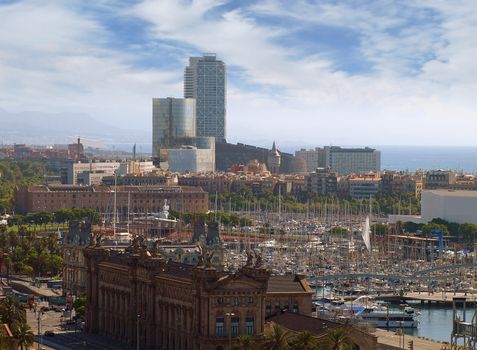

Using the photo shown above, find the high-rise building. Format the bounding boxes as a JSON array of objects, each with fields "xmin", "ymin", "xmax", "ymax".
[
  {"xmin": 324, "ymin": 146, "xmax": 381, "ymax": 175},
  {"xmin": 184, "ymin": 53, "xmax": 226, "ymax": 142},
  {"xmin": 152, "ymin": 97, "xmax": 196, "ymax": 162},
  {"xmin": 295, "ymin": 148, "xmax": 327, "ymax": 172}
]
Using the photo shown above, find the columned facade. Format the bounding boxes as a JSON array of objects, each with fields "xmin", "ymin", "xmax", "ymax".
[{"xmin": 84, "ymin": 244, "xmax": 270, "ymax": 350}]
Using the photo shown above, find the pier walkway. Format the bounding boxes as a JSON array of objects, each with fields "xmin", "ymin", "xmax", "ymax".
[{"xmin": 378, "ymin": 291, "xmax": 477, "ymax": 306}]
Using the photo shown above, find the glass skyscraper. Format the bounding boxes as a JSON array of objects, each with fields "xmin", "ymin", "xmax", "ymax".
[
  {"xmin": 152, "ymin": 97, "xmax": 196, "ymax": 162},
  {"xmin": 184, "ymin": 53, "xmax": 226, "ymax": 142}
]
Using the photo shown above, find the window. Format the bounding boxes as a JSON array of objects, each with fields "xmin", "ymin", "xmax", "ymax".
[
  {"xmin": 247, "ymin": 296, "xmax": 253, "ymax": 304},
  {"xmin": 231, "ymin": 317, "xmax": 239, "ymax": 337},
  {"xmin": 293, "ymin": 303, "xmax": 299, "ymax": 313},
  {"xmin": 217, "ymin": 297, "xmax": 224, "ymax": 305},
  {"xmin": 232, "ymin": 297, "xmax": 239, "ymax": 306},
  {"xmin": 245, "ymin": 317, "xmax": 254, "ymax": 335},
  {"xmin": 216, "ymin": 318, "xmax": 224, "ymax": 337},
  {"xmin": 266, "ymin": 304, "xmax": 271, "ymax": 316}
]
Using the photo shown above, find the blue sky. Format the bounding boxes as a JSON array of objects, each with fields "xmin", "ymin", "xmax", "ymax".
[{"xmin": 0, "ymin": 0, "xmax": 476, "ymax": 147}]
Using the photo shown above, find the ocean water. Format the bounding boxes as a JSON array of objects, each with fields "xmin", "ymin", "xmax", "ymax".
[{"xmin": 378, "ymin": 146, "xmax": 477, "ymax": 173}]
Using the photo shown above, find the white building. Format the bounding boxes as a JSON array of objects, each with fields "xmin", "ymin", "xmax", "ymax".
[
  {"xmin": 421, "ymin": 190, "xmax": 477, "ymax": 225},
  {"xmin": 324, "ymin": 146, "xmax": 380, "ymax": 175},
  {"xmin": 62, "ymin": 161, "xmax": 121, "ymax": 184},
  {"xmin": 168, "ymin": 147, "xmax": 215, "ymax": 173},
  {"xmin": 294, "ymin": 148, "xmax": 326, "ymax": 172}
]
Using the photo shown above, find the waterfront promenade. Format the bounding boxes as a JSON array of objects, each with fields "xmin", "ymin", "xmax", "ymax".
[
  {"xmin": 380, "ymin": 291, "xmax": 477, "ymax": 306},
  {"xmin": 376, "ymin": 328, "xmax": 448, "ymax": 350}
]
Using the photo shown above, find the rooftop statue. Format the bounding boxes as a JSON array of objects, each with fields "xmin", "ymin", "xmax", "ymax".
[
  {"xmin": 254, "ymin": 251, "xmax": 263, "ymax": 268},
  {"xmin": 245, "ymin": 250, "xmax": 254, "ymax": 267}
]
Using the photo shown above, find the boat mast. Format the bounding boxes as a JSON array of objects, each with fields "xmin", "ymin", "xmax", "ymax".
[{"xmin": 113, "ymin": 170, "xmax": 117, "ymax": 235}]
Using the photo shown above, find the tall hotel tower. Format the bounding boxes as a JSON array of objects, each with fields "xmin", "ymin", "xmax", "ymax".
[{"xmin": 184, "ymin": 53, "xmax": 226, "ymax": 142}]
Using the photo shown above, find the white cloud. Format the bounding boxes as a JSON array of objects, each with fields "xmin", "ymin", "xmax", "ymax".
[
  {"xmin": 132, "ymin": 0, "xmax": 476, "ymax": 146},
  {"xmin": 0, "ymin": 0, "xmax": 475, "ymax": 147},
  {"xmin": 0, "ymin": 0, "xmax": 181, "ymax": 135}
]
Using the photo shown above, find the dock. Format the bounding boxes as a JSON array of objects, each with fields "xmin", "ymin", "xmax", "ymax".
[{"xmin": 379, "ymin": 292, "xmax": 477, "ymax": 306}]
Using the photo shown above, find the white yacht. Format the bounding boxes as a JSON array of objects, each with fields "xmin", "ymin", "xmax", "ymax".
[{"xmin": 355, "ymin": 306, "xmax": 419, "ymax": 328}]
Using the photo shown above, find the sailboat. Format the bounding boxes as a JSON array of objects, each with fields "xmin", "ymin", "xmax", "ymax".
[
  {"xmin": 362, "ymin": 216, "xmax": 372, "ymax": 253},
  {"xmin": 112, "ymin": 172, "xmax": 132, "ymax": 243}
]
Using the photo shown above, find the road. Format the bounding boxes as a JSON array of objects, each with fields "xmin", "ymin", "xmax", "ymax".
[{"xmin": 26, "ymin": 305, "xmax": 130, "ymax": 350}]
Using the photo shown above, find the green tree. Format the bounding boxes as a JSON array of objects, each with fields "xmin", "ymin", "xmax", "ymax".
[
  {"xmin": 322, "ymin": 328, "xmax": 354, "ymax": 350},
  {"xmin": 330, "ymin": 227, "xmax": 349, "ymax": 235},
  {"xmin": 459, "ymin": 223, "xmax": 477, "ymax": 244},
  {"xmin": 0, "ymin": 296, "xmax": 26, "ymax": 326},
  {"xmin": 12, "ymin": 321, "xmax": 34, "ymax": 350},
  {"xmin": 233, "ymin": 334, "xmax": 256, "ymax": 350},
  {"xmin": 402, "ymin": 221, "xmax": 423, "ymax": 233},
  {"xmin": 421, "ymin": 223, "xmax": 449, "ymax": 237},
  {"xmin": 371, "ymin": 223, "xmax": 388, "ymax": 236},
  {"xmin": 54, "ymin": 208, "xmax": 74, "ymax": 223},
  {"xmin": 73, "ymin": 295, "xmax": 87, "ymax": 317},
  {"xmin": 261, "ymin": 324, "xmax": 291, "ymax": 350},
  {"xmin": 290, "ymin": 330, "xmax": 318, "ymax": 350}
]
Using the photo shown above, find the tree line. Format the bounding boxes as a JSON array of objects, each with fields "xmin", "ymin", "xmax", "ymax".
[
  {"xmin": 6, "ymin": 208, "xmax": 101, "ymax": 227},
  {"xmin": 234, "ymin": 324, "xmax": 355, "ymax": 350},
  {"xmin": 0, "ymin": 225, "xmax": 63, "ymax": 277},
  {"xmin": 0, "ymin": 160, "xmax": 50, "ymax": 212},
  {"xmin": 210, "ymin": 188, "xmax": 420, "ymax": 216},
  {"xmin": 168, "ymin": 210, "xmax": 253, "ymax": 228}
]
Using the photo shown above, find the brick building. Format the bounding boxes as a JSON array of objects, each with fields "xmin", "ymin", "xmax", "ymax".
[{"xmin": 14, "ymin": 184, "xmax": 208, "ymax": 214}]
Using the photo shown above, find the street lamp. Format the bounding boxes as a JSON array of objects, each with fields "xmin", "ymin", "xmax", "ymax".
[
  {"xmin": 37, "ymin": 311, "xmax": 44, "ymax": 350},
  {"xmin": 225, "ymin": 312, "xmax": 235, "ymax": 350},
  {"xmin": 136, "ymin": 314, "xmax": 141, "ymax": 350}
]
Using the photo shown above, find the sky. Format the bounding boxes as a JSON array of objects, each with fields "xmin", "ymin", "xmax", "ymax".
[{"xmin": 0, "ymin": 0, "xmax": 476, "ymax": 147}]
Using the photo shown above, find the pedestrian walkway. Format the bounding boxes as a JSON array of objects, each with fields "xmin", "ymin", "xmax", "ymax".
[{"xmin": 376, "ymin": 328, "xmax": 449, "ymax": 350}]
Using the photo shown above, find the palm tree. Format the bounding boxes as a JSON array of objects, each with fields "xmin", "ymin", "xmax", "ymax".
[
  {"xmin": 323, "ymin": 328, "xmax": 354, "ymax": 350},
  {"xmin": 13, "ymin": 321, "xmax": 34, "ymax": 350},
  {"xmin": 234, "ymin": 334, "xmax": 256, "ymax": 350},
  {"xmin": 261, "ymin": 323, "xmax": 291, "ymax": 350},
  {"xmin": 0, "ymin": 297, "xmax": 26, "ymax": 326},
  {"xmin": 290, "ymin": 330, "xmax": 318, "ymax": 350}
]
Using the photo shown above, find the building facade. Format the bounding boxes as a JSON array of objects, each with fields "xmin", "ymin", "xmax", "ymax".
[
  {"xmin": 381, "ymin": 171, "xmax": 423, "ymax": 198},
  {"xmin": 168, "ymin": 147, "xmax": 215, "ymax": 173},
  {"xmin": 83, "ymin": 241, "xmax": 312, "ymax": 350},
  {"xmin": 14, "ymin": 184, "xmax": 208, "ymax": 214},
  {"xmin": 184, "ymin": 54, "xmax": 226, "ymax": 142},
  {"xmin": 294, "ymin": 148, "xmax": 326, "ymax": 172},
  {"xmin": 425, "ymin": 170, "xmax": 457, "ymax": 189},
  {"xmin": 348, "ymin": 176, "xmax": 382, "ymax": 199},
  {"xmin": 324, "ymin": 146, "xmax": 380, "ymax": 175},
  {"xmin": 421, "ymin": 190, "xmax": 477, "ymax": 225},
  {"xmin": 305, "ymin": 167, "xmax": 338, "ymax": 195},
  {"xmin": 152, "ymin": 97, "xmax": 197, "ymax": 163},
  {"xmin": 60, "ymin": 160, "xmax": 120, "ymax": 185}
]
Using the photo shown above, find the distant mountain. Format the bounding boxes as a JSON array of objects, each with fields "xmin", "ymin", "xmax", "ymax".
[{"xmin": 0, "ymin": 108, "xmax": 149, "ymax": 146}]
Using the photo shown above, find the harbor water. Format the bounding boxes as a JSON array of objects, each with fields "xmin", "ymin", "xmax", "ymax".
[{"xmin": 314, "ymin": 288, "xmax": 469, "ymax": 344}]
